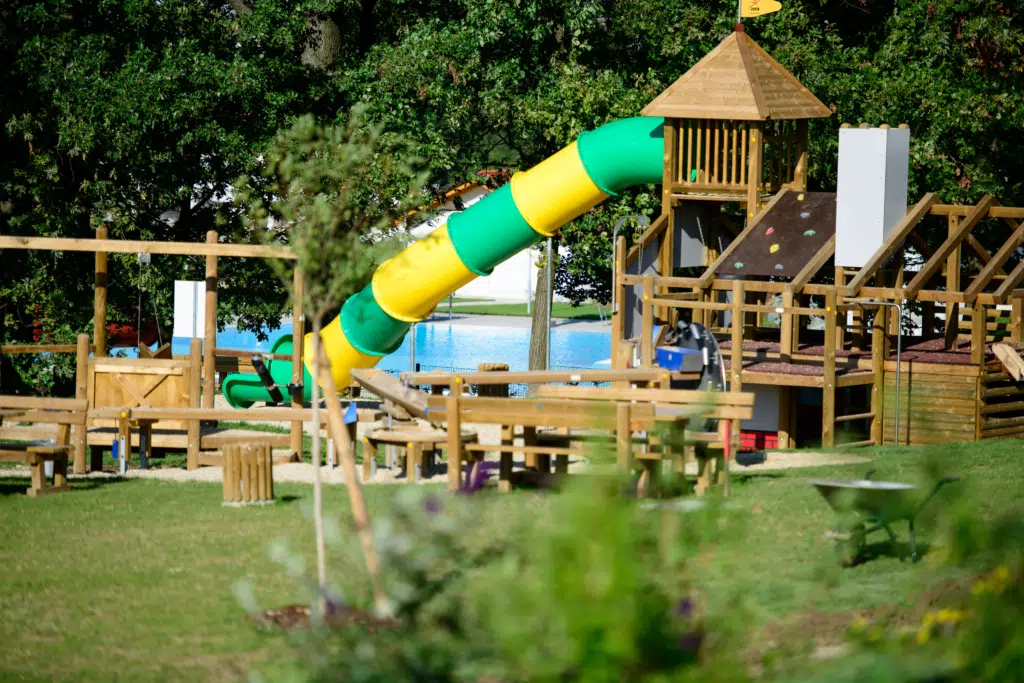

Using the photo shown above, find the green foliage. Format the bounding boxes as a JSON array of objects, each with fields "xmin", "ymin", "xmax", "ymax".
[{"xmin": 233, "ymin": 109, "xmax": 423, "ymax": 321}]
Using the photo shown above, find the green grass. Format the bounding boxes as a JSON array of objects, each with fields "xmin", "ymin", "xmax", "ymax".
[
  {"xmin": 0, "ymin": 440, "xmax": 1018, "ymax": 681},
  {"xmin": 449, "ymin": 301, "xmax": 605, "ymax": 319}
]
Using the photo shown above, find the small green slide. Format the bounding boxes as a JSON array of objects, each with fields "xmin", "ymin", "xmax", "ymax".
[{"xmin": 221, "ymin": 335, "xmax": 313, "ymax": 408}]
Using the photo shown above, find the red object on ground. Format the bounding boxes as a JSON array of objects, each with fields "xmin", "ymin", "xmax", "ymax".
[
  {"xmin": 740, "ymin": 430, "xmax": 778, "ymax": 452},
  {"xmin": 107, "ymin": 320, "xmax": 160, "ymax": 348}
]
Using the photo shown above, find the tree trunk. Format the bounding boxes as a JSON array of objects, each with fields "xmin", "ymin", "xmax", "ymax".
[
  {"xmin": 301, "ymin": 16, "xmax": 343, "ymax": 70},
  {"xmin": 528, "ymin": 249, "xmax": 552, "ymax": 371}
]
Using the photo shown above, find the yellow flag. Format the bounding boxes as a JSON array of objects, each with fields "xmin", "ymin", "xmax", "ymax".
[{"xmin": 741, "ymin": 0, "xmax": 782, "ymax": 17}]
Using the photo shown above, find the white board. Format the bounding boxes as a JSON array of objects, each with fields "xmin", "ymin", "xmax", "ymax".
[
  {"xmin": 172, "ymin": 280, "xmax": 206, "ymax": 338},
  {"xmin": 835, "ymin": 126, "xmax": 910, "ymax": 267}
]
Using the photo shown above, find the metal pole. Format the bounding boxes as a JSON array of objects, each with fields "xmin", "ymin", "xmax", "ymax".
[
  {"xmin": 526, "ymin": 250, "xmax": 533, "ymax": 315},
  {"xmin": 410, "ymin": 322, "xmax": 416, "ymax": 373},
  {"xmin": 856, "ymin": 301, "xmax": 903, "ymax": 446},
  {"xmin": 546, "ymin": 237, "xmax": 553, "ymax": 370},
  {"xmin": 448, "ymin": 294, "xmax": 453, "ymax": 320}
]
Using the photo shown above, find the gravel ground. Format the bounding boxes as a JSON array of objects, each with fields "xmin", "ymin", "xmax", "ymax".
[{"xmin": 5, "ymin": 449, "xmax": 868, "ymax": 486}]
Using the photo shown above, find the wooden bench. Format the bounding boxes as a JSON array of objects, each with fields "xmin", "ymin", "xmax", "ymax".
[
  {"xmin": 0, "ymin": 396, "xmax": 88, "ymax": 497},
  {"xmin": 423, "ymin": 394, "xmax": 690, "ymax": 493},
  {"xmin": 533, "ymin": 386, "xmax": 756, "ymax": 495}
]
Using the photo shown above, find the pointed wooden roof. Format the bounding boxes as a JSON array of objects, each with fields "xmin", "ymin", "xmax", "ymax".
[{"xmin": 642, "ymin": 27, "xmax": 831, "ymax": 121}]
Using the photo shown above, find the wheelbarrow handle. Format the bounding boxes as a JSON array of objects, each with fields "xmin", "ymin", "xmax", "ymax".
[{"xmin": 914, "ymin": 476, "xmax": 961, "ymax": 517}]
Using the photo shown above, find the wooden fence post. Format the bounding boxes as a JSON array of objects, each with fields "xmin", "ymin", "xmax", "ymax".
[
  {"xmin": 290, "ymin": 268, "xmax": 305, "ymax": 462},
  {"xmin": 971, "ymin": 304, "xmax": 987, "ymax": 365},
  {"xmin": 870, "ymin": 306, "xmax": 887, "ymax": 446},
  {"xmin": 446, "ymin": 377, "xmax": 463, "ymax": 491},
  {"xmin": 1012, "ymin": 296, "xmax": 1023, "ymax": 343},
  {"xmin": 780, "ymin": 290, "xmax": 794, "ymax": 363},
  {"xmin": 187, "ymin": 338, "xmax": 202, "ymax": 470},
  {"xmin": 616, "ymin": 403, "xmax": 632, "ymax": 473},
  {"xmin": 73, "ymin": 334, "xmax": 90, "ymax": 473},
  {"xmin": 93, "ymin": 225, "xmax": 108, "ymax": 358},
  {"xmin": 641, "ymin": 274, "xmax": 654, "ymax": 366},
  {"xmin": 730, "ymin": 281, "xmax": 744, "ymax": 392},
  {"xmin": 203, "ymin": 230, "xmax": 218, "ymax": 411},
  {"xmin": 822, "ymin": 289, "xmax": 837, "ymax": 448}
]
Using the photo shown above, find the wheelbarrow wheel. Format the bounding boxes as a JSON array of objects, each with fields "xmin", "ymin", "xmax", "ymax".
[{"xmin": 834, "ymin": 522, "xmax": 866, "ymax": 567}]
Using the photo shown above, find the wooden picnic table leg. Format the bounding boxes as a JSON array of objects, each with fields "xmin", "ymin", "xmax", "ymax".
[
  {"xmin": 446, "ymin": 382, "xmax": 463, "ymax": 491},
  {"xmin": 637, "ymin": 460, "xmax": 657, "ymax": 498},
  {"xmin": 406, "ymin": 442, "xmax": 422, "ymax": 483},
  {"xmin": 522, "ymin": 426, "xmax": 538, "ymax": 470},
  {"xmin": 53, "ymin": 453, "xmax": 69, "ymax": 490},
  {"xmin": 362, "ymin": 437, "xmax": 376, "ymax": 482},
  {"xmin": 616, "ymin": 403, "xmax": 632, "ymax": 474},
  {"xmin": 117, "ymin": 414, "xmax": 131, "ymax": 475},
  {"xmin": 498, "ymin": 426, "xmax": 514, "ymax": 493},
  {"xmin": 137, "ymin": 420, "xmax": 153, "ymax": 470},
  {"xmin": 28, "ymin": 453, "xmax": 46, "ymax": 497}
]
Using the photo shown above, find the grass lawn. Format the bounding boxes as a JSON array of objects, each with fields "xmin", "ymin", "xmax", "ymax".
[
  {"xmin": 447, "ymin": 301, "xmax": 605, "ymax": 319},
  {"xmin": 0, "ymin": 439, "xmax": 1018, "ymax": 681}
]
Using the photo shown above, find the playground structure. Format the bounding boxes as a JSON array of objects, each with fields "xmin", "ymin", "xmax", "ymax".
[{"xmin": 4, "ymin": 24, "xmax": 1022, "ymax": 496}]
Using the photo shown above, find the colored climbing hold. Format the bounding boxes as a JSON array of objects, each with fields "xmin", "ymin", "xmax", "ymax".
[
  {"xmin": 798, "ymin": 193, "xmax": 805, "ymax": 201},
  {"xmin": 803, "ymin": 229, "xmax": 816, "ymax": 236},
  {"xmin": 765, "ymin": 226, "xmax": 775, "ymax": 236},
  {"xmin": 690, "ymin": 169, "xmax": 698, "ymax": 182},
  {"xmin": 770, "ymin": 244, "xmax": 780, "ymax": 254},
  {"xmin": 734, "ymin": 261, "xmax": 744, "ymax": 269},
  {"xmin": 800, "ymin": 211, "xmax": 811, "ymax": 219},
  {"xmin": 774, "ymin": 263, "xmax": 784, "ymax": 271}
]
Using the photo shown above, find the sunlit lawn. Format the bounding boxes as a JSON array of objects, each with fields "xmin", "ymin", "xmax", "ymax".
[{"xmin": 0, "ymin": 439, "xmax": 1018, "ymax": 681}]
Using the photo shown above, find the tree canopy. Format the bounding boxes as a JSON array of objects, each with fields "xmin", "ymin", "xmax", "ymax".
[{"xmin": 3, "ymin": 0, "xmax": 1023, "ymax": 387}]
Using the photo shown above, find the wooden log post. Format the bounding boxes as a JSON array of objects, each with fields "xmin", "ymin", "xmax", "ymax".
[
  {"xmin": 944, "ymin": 215, "xmax": 962, "ymax": 348},
  {"xmin": 611, "ymin": 236, "xmax": 627, "ymax": 368},
  {"xmin": 730, "ymin": 281, "xmax": 744, "ymax": 392},
  {"xmin": 822, "ymin": 289, "xmax": 838, "ymax": 448},
  {"xmin": 187, "ymin": 338, "xmax": 202, "ymax": 470},
  {"xmin": 290, "ymin": 269, "xmax": 305, "ymax": 462},
  {"xmin": 73, "ymin": 334, "xmax": 90, "ymax": 473},
  {"xmin": 203, "ymin": 230, "xmax": 218, "ymax": 412},
  {"xmin": 971, "ymin": 303, "xmax": 987, "ymax": 366},
  {"xmin": 745, "ymin": 124, "xmax": 764, "ymax": 221},
  {"xmin": 1013, "ymin": 297, "xmax": 1024, "ymax": 344},
  {"xmin": 446, "ymin": 377, "xmax": 463, "ymax": 491},
  {"xmin": 870, "ymin": 306, "xmax": 887, "ymax": 445},
  {"xmin": 777, "ymin": 388, "xmax": 793, "ymax": 450},
  {"xmin": 93, "ymin": 225, "xmax": 108, "ymax": 358},
  {"xmin": 641, "ymin": 274, "xmax": 654, "ymax": 366},
  {"xmin": 780, "ymin": 290, "xmax": 795, "ymax": 363},
  {"xmin": 616, "ymin": 403, "xmax": 632, "ymax": 473},
  {"xmin": 834, "ymin": 267, "xmax": 847, "ymax": 352}
]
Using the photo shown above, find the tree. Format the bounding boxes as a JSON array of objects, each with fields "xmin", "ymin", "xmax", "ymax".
[{"xmin": 234, "ymin": 108, "xmax": 423, "ymax": 615}]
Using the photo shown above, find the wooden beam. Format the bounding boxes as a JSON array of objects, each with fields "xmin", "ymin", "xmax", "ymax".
[
  {"xmin": 0, "ymin": 235, "xmax": 295, "ymax": 260},
  {"xmin": 965, "ymin": 217, "xmax": 1024, "ymax": 302},
  {"xmin": 786, "ymin": 234, "xmax": 836, "ymax": 293},
  {"xmin": 905, "ymin": 195, "xmax": 996, "ymax": 298},
  {"xmin": 624, "ymin": 214, "xmax": 669, "ymax": 267},
  {"xmin": 202, "ymin": 230, "xmax": 218, "ymax": 411},
  {"xmin": 844, "ymin": 193, "xmax": 939, "ymax": 297},
  {"xmin": 930, "ymin": 205, "xmax": 1024, "ymax": 219},
  {"xmin": 94, "ymin": 226, "xmax": 108, "ymax": 358},
  {"xmin": 700, "ymin": 188, "xmax": 789, "ymax": 288}
]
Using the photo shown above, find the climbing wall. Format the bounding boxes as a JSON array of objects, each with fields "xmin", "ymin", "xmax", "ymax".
[{"xmin": 717, "ymin": 192, "xmax": 837, "ymax": 278}]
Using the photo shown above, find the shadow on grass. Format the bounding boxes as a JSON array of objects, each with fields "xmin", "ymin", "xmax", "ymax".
[
  {"xmin": 0, "ymin": 475, "xmax": 127, "ymax": 497},
  {"xmin": 850, "ymin": 538, "xmax": 933, "ymax": 567}
]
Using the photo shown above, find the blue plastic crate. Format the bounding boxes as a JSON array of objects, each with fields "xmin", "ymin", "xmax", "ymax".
[{"xmin": 655, "ymin": 346, "xmax": 702, "ymax": 371}]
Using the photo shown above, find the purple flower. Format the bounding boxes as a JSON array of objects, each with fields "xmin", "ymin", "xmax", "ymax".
[
  {"xmin": 424, "ymin": 495, "xmax": 442, "ymax": 514},
  {"xmin": 459, "ymin": 461, "xmax": 499, "ymax": 495},
  {"xmin": 675, "ymin": 597, "xmax": 694, "ymax": 619}
]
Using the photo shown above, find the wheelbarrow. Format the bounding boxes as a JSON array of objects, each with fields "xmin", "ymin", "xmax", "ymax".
[{"xmin": 809, "ymin": 470, "xmax": 959, "ymax": 566}]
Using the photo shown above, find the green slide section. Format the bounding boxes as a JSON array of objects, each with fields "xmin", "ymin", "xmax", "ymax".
[
  {"xmin": 222, "ymin": 116, "xmax": 665, "ymax": 406},
  {"xmin": 221, "ymin": 334, "xmax": 313, "ymax": 409}
]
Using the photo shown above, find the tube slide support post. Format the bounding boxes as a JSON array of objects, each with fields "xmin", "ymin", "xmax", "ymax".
[
  {"xmin": 93, "ymin": 224, "xmax": 108, "ymax": 358},
  {"xmin": 73, "ymin": 334, "xmax": 89, "ymax": 473},
  {"xmin": 290, "ymin": 269, "xmax": 304, "ymax": 462},
  {"xmin": 187, "ymin": 338, "xmax": 202, "ymax": 470},
  {"xmin": 203, "ymin": 230, "xmax": 218, "ymax": 412}
]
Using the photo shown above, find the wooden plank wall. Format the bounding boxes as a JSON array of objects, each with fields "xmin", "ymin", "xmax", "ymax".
[
  {"xmin": 979, "ymin": 362, "xmax": 1024, "ymax": 439},
  {"xmin": 882, "ymin": 364, "xmax": 980, "ymax": 445}
]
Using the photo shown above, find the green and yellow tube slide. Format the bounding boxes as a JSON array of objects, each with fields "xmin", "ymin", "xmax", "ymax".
[{"xmin": 221, "ymin": 116, "xmax": 665, "ymax": 406}]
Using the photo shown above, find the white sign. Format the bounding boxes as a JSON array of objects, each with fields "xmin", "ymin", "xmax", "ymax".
[{"xmin": 173, "ymin": 280, "xmax": 206, "ymax": 338}]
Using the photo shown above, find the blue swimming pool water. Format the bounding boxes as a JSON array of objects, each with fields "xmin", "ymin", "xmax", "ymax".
[{"xmin": 169, "ymin": 322, "xmax": 610, "ymax": 371}]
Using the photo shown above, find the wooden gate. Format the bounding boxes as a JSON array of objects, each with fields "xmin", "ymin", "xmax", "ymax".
[{"xmin": 88, "ymin": 357, "xmax": 194, "ymax": 430}]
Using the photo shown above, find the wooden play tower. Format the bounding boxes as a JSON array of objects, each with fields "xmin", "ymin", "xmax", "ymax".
[{"xmin": 613, "ymin": 27, "xmax": 1024, "ymax": 450}]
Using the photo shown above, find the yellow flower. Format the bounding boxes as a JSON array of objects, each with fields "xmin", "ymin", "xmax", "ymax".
[
  {"xmin": 851, "ymin": 615, "xmax": 868, "ymax": 631},
  {"xmin": 868, "ymin": 626, "xmax": 884, "ymax": 642},
  {"xmin": 972, "ymin": 580, "xmax": 989, "ymax": 596},
  {"xmin": 921, "ymin": 612, "xmax": 935, "ymax": 627},
  {"xmin": 937, "ymin": 609, "xmax": 955, "ymax": 624},
  {"xmin": 916, "ymin": 627, "xmax": 930, "ymax": 645},
  {"xmin": 993, "ymin": 565, "xmax": 1010, "ymax": 583}
]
